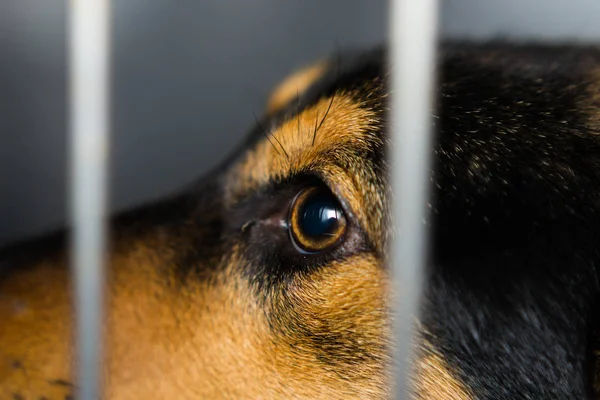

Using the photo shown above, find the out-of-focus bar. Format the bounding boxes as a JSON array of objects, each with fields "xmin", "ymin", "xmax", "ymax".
[
  {"xmin": 389, "ymin": 0, "xmax": 439, "ymax": 398},
  {"xmin": 68, "ymin": 1, "xmax": 111, "ymax": 399}
]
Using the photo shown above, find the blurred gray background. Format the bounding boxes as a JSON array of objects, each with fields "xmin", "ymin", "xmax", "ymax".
[{"xmin": 2, "ymin": 0, "xmax": 600, "ymax": 245}]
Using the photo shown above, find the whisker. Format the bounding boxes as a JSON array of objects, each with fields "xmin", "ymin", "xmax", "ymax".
[
  {"xmin": 312, "ymin": 111, "xmax": 320, "ymax": 146},
  {"xmin": 297, "ymin": 88, "xmax": 301, "ymax": 140},
  {"xmin": 269, "ymin": 127, "xmax": 291, "ymax": 160},
  {"xmin": 253, "ymin": 110, "xmax": 284, "ymax": 158},
  {"xmin": 312, "ymin": 46, "xmax": 343, "ymax": 146},
  {"xmin": 312, "ymin": 91, "xmax": 336, "ymax": 146}
]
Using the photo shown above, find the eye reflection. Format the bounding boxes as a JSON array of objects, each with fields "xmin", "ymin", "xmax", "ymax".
[{"xmin": 289, "ymin": 186, "xmax": 347, "ymax": 253}]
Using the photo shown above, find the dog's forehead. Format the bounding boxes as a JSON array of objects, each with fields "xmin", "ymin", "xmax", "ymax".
[{"xmin": 222, "ymin": 49, "xmax": 390, "ymax": 251}]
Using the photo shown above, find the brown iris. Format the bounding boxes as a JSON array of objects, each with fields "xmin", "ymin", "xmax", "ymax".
[{"xmin": 289, "ymin": 186, "xmax": 347, "ymax": 253}]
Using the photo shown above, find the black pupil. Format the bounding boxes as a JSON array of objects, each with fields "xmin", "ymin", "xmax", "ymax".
[{"xmin": 299, "ymin": 191, "xmax": 342, "ymax": 238}]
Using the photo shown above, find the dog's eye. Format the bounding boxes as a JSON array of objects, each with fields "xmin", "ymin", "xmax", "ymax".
[{"xmin": 289, "ymin": 186, "xmax": 347, "ymax": 253}]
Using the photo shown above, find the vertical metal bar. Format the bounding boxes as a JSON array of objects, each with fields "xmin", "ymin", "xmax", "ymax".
[
  {"xmin": 68, "ymin": 1, "xmax": 111, "ymax": 399},
  {"xmin": 389, "ymin": 0, "xmax": 439, "ymax": 398}
]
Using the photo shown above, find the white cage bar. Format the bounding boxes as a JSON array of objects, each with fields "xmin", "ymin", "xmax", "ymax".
[
  {"xmin": 69, "ymin": 1, "xmax": 111, "ymax": 399},
  {"xmin": 389, "ymin": 0, "xmax": 439, "ymax": 398}
]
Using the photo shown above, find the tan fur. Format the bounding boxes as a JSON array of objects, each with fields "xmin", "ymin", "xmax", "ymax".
[
  {"xmin": 0, "ymin": 247, "xmax": 388, "ymax": 398},
  {"xmin": 413, "ymin": 351, "xmax": 473, "ymax": 400},
  {"xmin": 269, "ymin": 254, "xmax": 391, "ymax": 398},
  {"xmin": 266, "ymin": 61, "xmax": 328, "ymax": 114},
  {"xmin": 0, "ymin": 258, "xmax": 72, "ymax": 399}
]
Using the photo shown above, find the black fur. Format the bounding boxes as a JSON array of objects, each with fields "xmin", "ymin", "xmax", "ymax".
[{"xmin": 427, "ymin": 42, "xmax": 600, "ymax": 398}]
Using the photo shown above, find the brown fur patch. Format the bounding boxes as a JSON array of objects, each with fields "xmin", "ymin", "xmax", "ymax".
[
  {"xmin": 269, "ymin": 254, "xmax": 390, "ymax": 395},
  {"xmin": 266, "ymin": 61, "xmax": 328, "ymax": 114},
  {"xmin": 101, "ymin": 248, "xmax": 273, "ymax": 399},
  {"xmin": 413, "ymin": 348, "xmax": 473, "ymax": 400},
  {"xmin": 0, "ymin": 257, "xmax": 72, "ymax": 399},
  {"xmin": 0, "ymin": 242, "xmax": 389, "ymax": 399}
]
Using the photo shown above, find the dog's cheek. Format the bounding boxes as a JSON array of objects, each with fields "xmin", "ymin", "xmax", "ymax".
[{"xmin": 269, "ymin": 255, "xmax": 390, "ymax": 389}]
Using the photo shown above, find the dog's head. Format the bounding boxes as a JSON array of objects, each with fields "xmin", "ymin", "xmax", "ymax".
[{"xmin": 3, "ymin": 43, "xmax": 600, "ymax": 399}]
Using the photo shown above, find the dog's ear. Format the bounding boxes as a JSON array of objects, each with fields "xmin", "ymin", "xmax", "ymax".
[{"xmin": 265, "ymin": 60, "xmax": 327, "ymax": 115}]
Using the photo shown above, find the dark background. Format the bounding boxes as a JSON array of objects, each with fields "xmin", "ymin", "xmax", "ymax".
[{"xmin": 2, "ymin": 0, "xmax": 600, "ymax": 245}]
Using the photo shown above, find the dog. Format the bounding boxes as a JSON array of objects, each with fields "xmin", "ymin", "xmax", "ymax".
[{"xmin": 3, "ymin": 41, "xmax": 600, "ymax": 399}]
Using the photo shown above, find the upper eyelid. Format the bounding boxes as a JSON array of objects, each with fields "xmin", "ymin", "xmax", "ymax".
[{"xmin": 229, "ymin": 168, "xmax": 369, "ymax": 240}]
